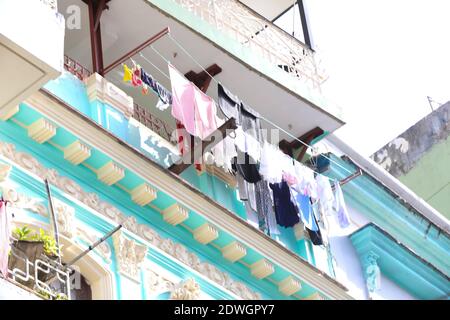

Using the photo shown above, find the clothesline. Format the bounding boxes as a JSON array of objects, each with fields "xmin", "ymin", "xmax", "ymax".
[
  {"xmin": 136, "ymin": 50, "xmax": 340, "ymax": 184},
  {"xmin": 166, "ymin": 33, "xmax": 354, "ymax": 176},
  {"xmin": 122, "ymin": 35, "xmax": 354, "ymax": 245},
  {"xmin": 134, "ymin": 41, "xmax": 354, "ymax": 186}
]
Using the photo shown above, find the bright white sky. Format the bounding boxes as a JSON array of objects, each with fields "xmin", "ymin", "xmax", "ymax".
[{"xmin": 303, "ymin": 0, "xmax": 450, "ymax": 156}]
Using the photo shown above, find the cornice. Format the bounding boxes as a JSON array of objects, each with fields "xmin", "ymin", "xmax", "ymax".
[{"xmin": 25, "ymin": 89, "xmax": 352, "ymax": 299}]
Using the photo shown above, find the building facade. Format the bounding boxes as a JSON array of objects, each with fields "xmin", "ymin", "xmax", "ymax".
[
  {"xmin": 0, "ymin": 0, "xmax": 448, "ymax": 300},
  {"xmin": 372, "ymin": 101, "xmax": 450, "ymax": 219}
]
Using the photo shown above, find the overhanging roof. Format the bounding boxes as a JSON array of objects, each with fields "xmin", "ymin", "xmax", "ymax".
[
  {"xmin": 323, "ymin": 153, "xmax": 450, "ymax": 278},
  {"xmin": 350, "ymin": 224, "xmax": 450, "ymax": 300}
]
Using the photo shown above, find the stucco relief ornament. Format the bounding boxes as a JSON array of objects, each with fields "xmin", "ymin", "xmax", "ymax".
[
  {"xmin": 1, "ymin": 186, "xmax": 48, "ymax": 217},
  {"xmin": 113, "ymin": 231, "xmax": 147, "ymax": 282},
  {"xmin": 170, "ymin": 278, "xmax": 201, "ymax": 300},
  {"xmin": 0, "ymin": 140, "xmax": 262, "ymax": 300},
  {"xmin": 364, "ymin": 252, "xmax": 381, "ymax": 298},
  {"xmin": 146, "ymin": 270, "xmax": 175, "ymax": 297},
  {"xmin": 53, "ymin": 199, "xmax": 76, "ymax": 238}
]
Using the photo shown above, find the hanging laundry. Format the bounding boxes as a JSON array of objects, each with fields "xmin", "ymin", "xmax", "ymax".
[
  {"xmin": 123, "ymin": 64, "xmax": 133, "ymax": 83},
  {"xmin": 234, "ymin": 127, "xmax": 261, "ymax": 163},
  {"xmin": 334, "ymin": 182, "xmax": 351, "ymax": 228},
  {"xmin": 211, "ymin": 135, "xmax": 237, "ymax": 173},
  {"xmin": 217, "ymin": 83, "xmax": 241, "ymax": 124},
  {"xmin": 255, "ymin": 180, "xmax": 280, "ymax": 236},
  {"xmin": 169, "ymin": 64, "xmax": 197, "ymax": 136},
  {"xmin": 292, "ymin": 191, "xmax": 319, "ymax": 232},
  {"xmin": 193, "ymin": 88, "xmax": 219, "ymax": 140},
  {"xmin": 233, "ymin": 151, "xmax": 261, "ymax": 184},
  {"xmin": 293, "ymin": 161, "xmax": 318, "ymax": 199},
  {"xmin": 169, "ymin": 64, "xmax": 219, "ymax": 140},
  {"xmin": 140, "ymin": 68, "xmax": 173, "ymax": 107},
  {"xmin": 306, "ymin": 226, "xmax": 324, "ymax": 246},
  {"xmin": 269, "ymin": 181, "xmax": 300, "ymax": 228},
  {"xmin": 259, "ymin": 141, "xmax": 299, "ymax": 185},
  {"xmin": 132, "ymin": 67, "xmax": 143, "ymax": 87},
  {"xmin": 0, "ymin": 200, "xmax": 11, "ymax": 277},
  {"xmin": 259, "ymin": 141, "xmax": 283, "ymax": 184},
  {"xmin": 240, "ymin": 102, "xmax": 261, "ymax": 142},
  {"xmin": 316, "ymin": 174, "xmax": 334, "ymax": 216}
]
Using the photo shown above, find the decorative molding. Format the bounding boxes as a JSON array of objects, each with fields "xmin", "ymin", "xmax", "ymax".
[
  {"xmin": 27, "ymin": 91, "xmax": 354, "ymax": 299},
  {"xmin": 193, "ymin": 223, "xmax": 219, "ymax": 245},
  {"xmin": 112, "ymin": 230, "xmax": 148, "ymax": 282},
  {"xmin": 0, "ymin": 162, "xmax": 12, "ymax": 181},
  {"xmin": 53, "ymin": 198, "xmax": 76, "ymax": 239},
  {"xmin": 76, "ymin": 227, "xmax": 112, "ymax": 264},
  {"xmin": 251, "ymin": 259, "xmax": 275, "ymax": 279},
  {"xmin": 146, "ymin": 269, "xmax": 175, "ymax": 298},
  {"xmin": 97, "ymin": 161, "xmax": 125, "ymax": 186},
  {"xmin": 162, "ymin": 203, "xmax": 189, "ymax": 226},
  {"xmin": 131, "ymin": 183, "xmax": 157, "ymax": 206},
  {"xmin": 27, "ymin": 118, "xmax": 57, "ymax": 144},
  {"xmin": 0, "ymin": 104, "xmax": 20, "ymax": 121},
  {"xmin": 221, "ymin": 241, "xmax": 247, "ymax": 263},
  {"xmin": 63, "ymin": 141, "xmax": 91, "ymax": 165},
  {"xmin": 0, "ymin": 140, "xmax": 261, "ymax": 300},
  {"xmin": 170, "ymin": 278, "xmax": 201, "ymax": 300},
  {"xmin": 1, "ymin": 185, "xmax": 48, "ymax": 217},
  {"xmin": 85, "ymin": 73, "xmax": 134, "ymax": 118},
  {"xmin": 278, "ymin": 276, "xmax": 301, "ymax": 296}
]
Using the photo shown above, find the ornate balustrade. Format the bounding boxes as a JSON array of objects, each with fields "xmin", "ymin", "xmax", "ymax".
[{"xmin": 173, "ymin": 0, "xmax": 327, "ymax": 89}]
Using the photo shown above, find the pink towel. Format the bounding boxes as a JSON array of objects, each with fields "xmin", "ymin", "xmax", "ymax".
[
  {"xmin": 169, "ymin": 64, "xmax": 219, "ymax": 140},
  {"xmin": 169, "ymin": 64, "xmax": 196, "ymax": 137},
  {"xmin": 193, "ymin": 88, "xmax": 218, "ymax": 140},
  {"xmin": 0, "ymin": 201, "xmax": 11, "ymax": 277}
]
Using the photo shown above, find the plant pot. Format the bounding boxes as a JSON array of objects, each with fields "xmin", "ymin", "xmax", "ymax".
[
  {"xmin": 8, "ymin": 240, "xmax": 45, "ymax": 289},
  {"xmin": 37, "ymin": 254, "xmax": 59, "ymax": 284}
]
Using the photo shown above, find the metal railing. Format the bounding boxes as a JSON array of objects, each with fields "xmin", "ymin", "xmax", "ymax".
[
  {"xmin": 63, "ymin": 55, "xmax": 175, "ymax": 143},
  {"xmin": 64, "ymin": 55, "xmax": 92, "ymax": 82},
  {"xmin": 7, "ymin": 248, "xmax": 71, "ymax": 300},
  {"xmin": 173, "ymin": 0, "xmax": 327, "ymax": 89}
]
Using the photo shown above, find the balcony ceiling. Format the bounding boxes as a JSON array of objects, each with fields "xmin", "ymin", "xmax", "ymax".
[
  {"xmin": 59, "ymin": 0, "xmax": 344, "ymax": 141},
  {"xmin": 239, "ymin": 0, "xmax": 295, "ymax": 21}
]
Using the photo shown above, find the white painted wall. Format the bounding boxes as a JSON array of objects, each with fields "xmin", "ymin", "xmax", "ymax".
[{"xmin": 324, "ymin": 202, "xmax": 417, "ymax": 300}]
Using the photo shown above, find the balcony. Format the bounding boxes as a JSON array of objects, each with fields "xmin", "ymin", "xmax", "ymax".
[
  {"xmin": 172, "ymin": 0, "xmax": 325, "ymax": 89},
  {"xmin": 0, "ymin": 0, "xmax": 65, "ymax": 116},
  {"xmin": 59, "ymin": 0, "xmax": 344, "ymax": 145}
]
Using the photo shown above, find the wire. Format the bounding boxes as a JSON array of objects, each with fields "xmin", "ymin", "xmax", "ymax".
[
  {"xmin": 138, "ymin": 52, "xmax": 170, "ymax": 80},
  {"xmin": 166, "ymin": 33, "xmax": 354, "ymax": 176},
  {"xmin": 168, "ymin": 33, "xmax": 220, "ymax": 86}
]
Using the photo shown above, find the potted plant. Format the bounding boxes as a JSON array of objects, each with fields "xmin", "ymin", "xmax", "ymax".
[
  {"xmin": 8, "ymin": 226, "xmax": 62, "ymax": 288},
  {"xmin": 8, "ymin": 226, "xmax": 45, "ymax": 288}
]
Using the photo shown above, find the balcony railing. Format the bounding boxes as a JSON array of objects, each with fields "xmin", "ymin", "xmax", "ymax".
[
  {"xmin": 173, "ymin": 0, "xmax": 326, "ymax": 89},
  {"xmin": 7, "ymin": 247, "xmax": 71, "ymax": 300},
  {"xmin": 40, "ymin": 0, "xmax": 57, "ymax": 11},
  {"xmin": 63, "ymin": 55, "xmax": 175, "ymax": 143}
]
